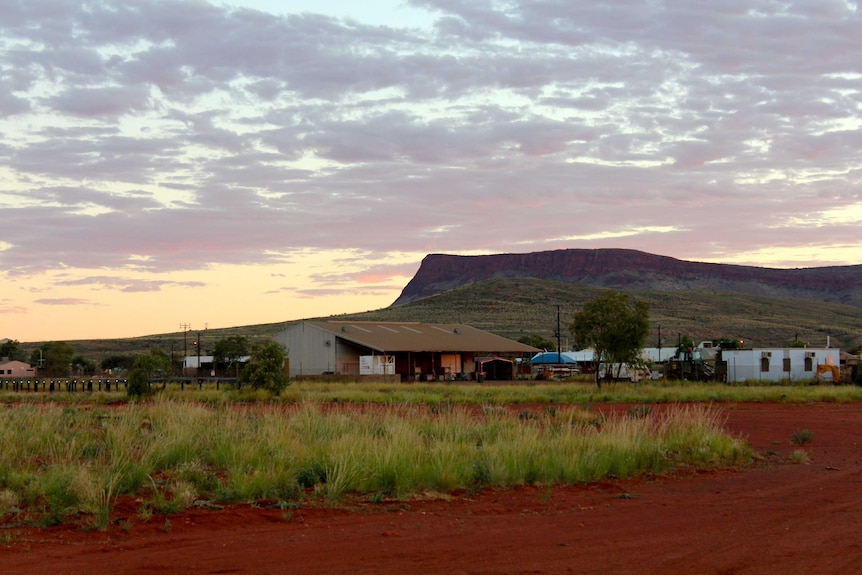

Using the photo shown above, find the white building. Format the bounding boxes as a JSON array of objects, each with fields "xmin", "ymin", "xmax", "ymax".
[{"xmin": 720, "ymin": 348, "xmax": 840, "ymax": 383}]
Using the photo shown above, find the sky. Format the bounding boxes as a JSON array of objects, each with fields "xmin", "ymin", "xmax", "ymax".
[{"xmin": 2, "ymin": 0, "xmax": 862, "ymax": 342}]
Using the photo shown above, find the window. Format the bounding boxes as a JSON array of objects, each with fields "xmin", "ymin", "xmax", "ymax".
[
  {"xmin": 761, "ymin": 356, "xmax": 770, "ymax": 372},
  {"xmin": 804, "ymin": 357, "xmax": 813, "ymax": 371},
  {"xmin": 783, "ymin": 358, "xmax": 791, "ymax": 372}
]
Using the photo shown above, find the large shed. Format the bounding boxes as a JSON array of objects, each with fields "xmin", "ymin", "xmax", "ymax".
[{"xmin": 274, "ymin": 321, "xmax": 538, "ymax": 381}]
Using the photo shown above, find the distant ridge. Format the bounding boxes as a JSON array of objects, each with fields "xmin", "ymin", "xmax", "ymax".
[{"xmin": 393, "ymin": 249, "xmax": 862, "ymax": 307}]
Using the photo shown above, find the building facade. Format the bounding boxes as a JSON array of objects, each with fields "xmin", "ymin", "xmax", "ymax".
[
  {"xmin": 719, "ymin": 348, "xmax": 840, "ymax": 383},
  {"xmin": 0, "ymin": 360, "xmax": 35, "ymax": 378},
  {"xmin": 274, "ymin": 321, "xmax": 538, "ymax": 381}
]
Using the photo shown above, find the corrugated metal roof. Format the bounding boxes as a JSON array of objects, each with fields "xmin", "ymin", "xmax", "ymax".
[{"xmin": 305, "ymin": 321, "xmax": 539, "ymax": 354}]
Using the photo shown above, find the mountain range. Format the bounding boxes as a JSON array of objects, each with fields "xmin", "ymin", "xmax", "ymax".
[
  {"xmin": 37, "ymin": 248, "xmax": 862, "ymax": 359},
  {"xmin": 394, "ymin": 249, "xmax": 862, "ymax": 308}
]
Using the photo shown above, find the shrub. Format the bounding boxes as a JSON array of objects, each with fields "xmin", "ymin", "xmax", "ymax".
[
  {"xmin": 127, "ymin": 368, "xmax": 151, "ymax": 398},
  {"xmin": 790, "ymin": 449, "xmax": 811, "ymax": 464},
  {"xmin": 791, "ymin": 429, "xmax": 814, "ymax": 446},
  {"xmin": 241, "ymin": 341, "xmax": 288, "ymax": 394}
]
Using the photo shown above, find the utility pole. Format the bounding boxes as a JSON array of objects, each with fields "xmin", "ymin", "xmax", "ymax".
[
  {"xmin": 195, "ymin": 331, "xmax": 201, "ymax": 377},
  {"xmin": 180, "ymin": 323, "xmax": 191, "ymax": 375},
  {"xmin": 555, "ymin": 305, "xmax": 562, "ymax": 365}
]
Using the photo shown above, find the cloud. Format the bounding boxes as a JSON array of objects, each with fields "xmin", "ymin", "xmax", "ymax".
[
  {"xmin": 34, "ymin": 298, "xmax": 94, "ymax": 306},
  {"xmin": 1, "ymin": 0, "xmax": 861, "ymax": 287},
  {"xmin": 0, "ymin": 304, "xmax": 28, "ymax": 314},
  {"xmin": 53, "ymin": 276, "xmax": 207, "ymax": 292}
]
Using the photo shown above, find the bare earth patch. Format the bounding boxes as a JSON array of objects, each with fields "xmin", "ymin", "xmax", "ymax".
[{"xmin": 4, "ymin": 402, "xmax": 862, "ymax": 574}]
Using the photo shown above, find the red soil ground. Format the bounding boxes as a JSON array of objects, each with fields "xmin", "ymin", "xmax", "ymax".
[{"xmin": 3, "ymin": 402, "xmax": 862, "ymax": 575}]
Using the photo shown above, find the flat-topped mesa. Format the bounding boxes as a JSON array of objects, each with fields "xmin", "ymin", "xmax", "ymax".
[{"xmin": 393, "ymin": 248, "xmax": 862, "ymax": 307}]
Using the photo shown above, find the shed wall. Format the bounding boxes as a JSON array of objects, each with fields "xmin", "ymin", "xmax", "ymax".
[{"xmin": 274, "ymin": 323, "xmax": 338, "ymax": 377}]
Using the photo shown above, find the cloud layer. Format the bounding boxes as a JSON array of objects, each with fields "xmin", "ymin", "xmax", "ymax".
[{"xmin": 2, "ymin": 0, "xmax": 862, "ymax": 338}]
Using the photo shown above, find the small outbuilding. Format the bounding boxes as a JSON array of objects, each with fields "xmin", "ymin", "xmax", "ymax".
[
  {"xmin": 274, "ymin": 321, "xmax": 538, "ymax": 381},
  {"xmin": 0, "ymin": 359, "xmax": 35, "ymax": 379},
  {"xmin": 719, "ymin": 347, "xmax": 841, "ymax": 383}
]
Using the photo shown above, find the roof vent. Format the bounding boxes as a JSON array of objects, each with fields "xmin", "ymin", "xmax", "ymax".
[
  {"xmin": 454, "ymin": 328, "xmax": 460, "ymax": 334},
  {"xmin": 341, "ymin": 326, "xmax": 347, "ymax": 332}
]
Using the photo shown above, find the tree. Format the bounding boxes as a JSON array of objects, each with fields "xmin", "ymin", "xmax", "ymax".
[
  {"xmin": 101, "ymin": 355, "xmax": 135, "ymax": 373},
  {"xmin": 127, "ymin": 349, "xmax": 173, "ymax": 397},
  {"xmin": 570, "ymin": 291, "xmax": 650, "ymax": 388},
  {"xmin": 713, "ymin": 338, "xmax": 743, "ymax": 350},
  {"xmin": 71, "ymin": 355, "xmax": 95, "ymax": 375},
  {"xmin": 240, "ymin": 341, "xmax": 287, "ymax": 394},
  {"xmin": 677, "ymin": 334, "xmax": 696, "ymax": 356},
  {"xmin": 213, "ymin": 335, "xmax": 250, "ymax": 378},
  {"xmin": 0, "ymin": 339, "xmax": 28, "ymax": 362},
  {"xmin": 30, "ymin": 341, "xmax": 76, "ymax": 377}
]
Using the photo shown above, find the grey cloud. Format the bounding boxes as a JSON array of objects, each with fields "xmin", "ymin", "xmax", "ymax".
[
  {"xmin": 0, "ymin": 83, "xmax": 30, "ymax": 116},
  {"xmin": 0, "ymin": 0, "xmax": 860, "ymax": 281},
  {"xmin": 54, "ymin": 276, "xmax": 206, "ymax": 292},
  {"xmin": 48, "ymin": 85, "xmax": 153, "ymax": 118},
  {"xmin": 34, "ymin": 298, "xmax": 93, "ymax": 306}
]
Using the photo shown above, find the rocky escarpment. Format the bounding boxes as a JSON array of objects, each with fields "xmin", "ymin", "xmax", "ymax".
[{"xmin": 393, "ymin": 249, "xmax": 862, "ymax": 307}]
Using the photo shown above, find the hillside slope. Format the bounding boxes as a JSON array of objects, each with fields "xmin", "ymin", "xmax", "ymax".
[
  {"xmin": 394, "ymin": 249, "xmax": 862, "ymax": 308},
  {"xmin": 51, "ymin": 277, "xmax": 862, "ymax": 360},
  {"xmin": 352, "ymin": 278, "xmax": 862, "ymax": 351}
]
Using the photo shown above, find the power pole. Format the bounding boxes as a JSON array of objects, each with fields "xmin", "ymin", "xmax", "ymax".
[
  {"xmin": 180, "ymin": 323, "xmax": 191, "ymax": 375},
  {"xmin": 195, "ymin": 331, "xmax": 201, "ymax": 377},
  {"xmin": 555, "ymin": 305, "xmax": 562, "ymax": 364}
]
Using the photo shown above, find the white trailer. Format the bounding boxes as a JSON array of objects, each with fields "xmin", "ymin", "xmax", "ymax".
[{"xmin": 720, "ymin": 348, "xmax": 840, "ymax": 383}]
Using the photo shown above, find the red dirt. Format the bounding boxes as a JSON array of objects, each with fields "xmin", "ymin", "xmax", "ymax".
[{"xmin": 3, "ymin": 402, "xmax": 862, "ymax": 574}]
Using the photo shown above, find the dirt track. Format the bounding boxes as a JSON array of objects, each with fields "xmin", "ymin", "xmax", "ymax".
[{"xmin": 4, "ymin": 402, "xmax": 862, "ymax": 574}]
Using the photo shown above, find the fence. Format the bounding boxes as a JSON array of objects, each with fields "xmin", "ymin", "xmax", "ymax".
[{"xmin": 0, "ymin": 377, "xmax": 242, "ymax": 393}]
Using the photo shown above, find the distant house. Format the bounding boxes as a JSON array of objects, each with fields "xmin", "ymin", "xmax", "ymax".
[
  {"xmin": 720, "ymin": 348, "xmax": 840, "ymax": 383},
  {"xmin": 274, "ymin": 321, "xmax": 538, "ymax": 381},
  {"xmin": 182, "ymin": 355, "xmax": 250, "ymax": 377},
  {"xmin": 0, "ymin": 359, "xmax": 35, "ymax": 379}
]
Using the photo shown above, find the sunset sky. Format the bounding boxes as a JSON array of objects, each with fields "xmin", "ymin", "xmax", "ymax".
[{"xmin": 2, "ymin": 0, "xmax": 862, "ymax": 343}]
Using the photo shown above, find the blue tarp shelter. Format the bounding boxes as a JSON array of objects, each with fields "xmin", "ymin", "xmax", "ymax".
[{"xmin": 530, "ymin": 352, "xmax": 579, "ymax": 364}]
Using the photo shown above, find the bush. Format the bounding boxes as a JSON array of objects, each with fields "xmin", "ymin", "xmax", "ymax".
[
  {"xmin": 241, "ymin": 341, "xmax": 288, "ymax": 394},
  {"xmin": 127, "ymin": 369, "xmax": 152, "ymax": 398},
  {"xmin": 791, "ymin": 429, "xmax": 814, "ymax": 446}
]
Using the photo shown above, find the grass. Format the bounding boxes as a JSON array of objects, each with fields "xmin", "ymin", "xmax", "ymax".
[
  {"xmin": 790, "ymin": 449, "xmax": 812, "ymax": 464},
  {"xmin": 4, "ymin": 379, "xmax": 862, "ymax": 407},
  {"xmin": 0, "ymin": 398, "xmax": 752, "ymax": 529}
]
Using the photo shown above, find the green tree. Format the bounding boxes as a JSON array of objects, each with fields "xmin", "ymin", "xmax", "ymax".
[
  {"xmin": 518, "ymin": 334, "xmax": 557, "ymax": 351},
  {"xmin": 101, "ymin": 355, "xmax": 135, "ymax": 373},
  {"xmin": 71, "ymin": 355, "xmax": 95, "ymax": 375},
  {"xmin": 713, "ymin": 338, "xmax": 744, "ymax": 350},
  {"xmin": 0, "ymin": 339, "xmax": 28, "ymax": 362},
  {"xmin": 213, "ymin": 335, "xmax": 250, "ymax": 378},
  {"xmin": 677, "ymin": 334, "xmax": 696, "ymax": 356},
  {"xmin": 127, "ymin": 349, "xmax": 173, "ymax": 397},
  {"xmin": 240, "ymin": 341, "xmax": 287, "ymax": 394},
  {"xmin": 570, "ymin": 291, "xmax": 650, "ymax": 388},
  {"xmin": 30, "ymin": 341, "xmax": 75, "ymax": 377}
]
